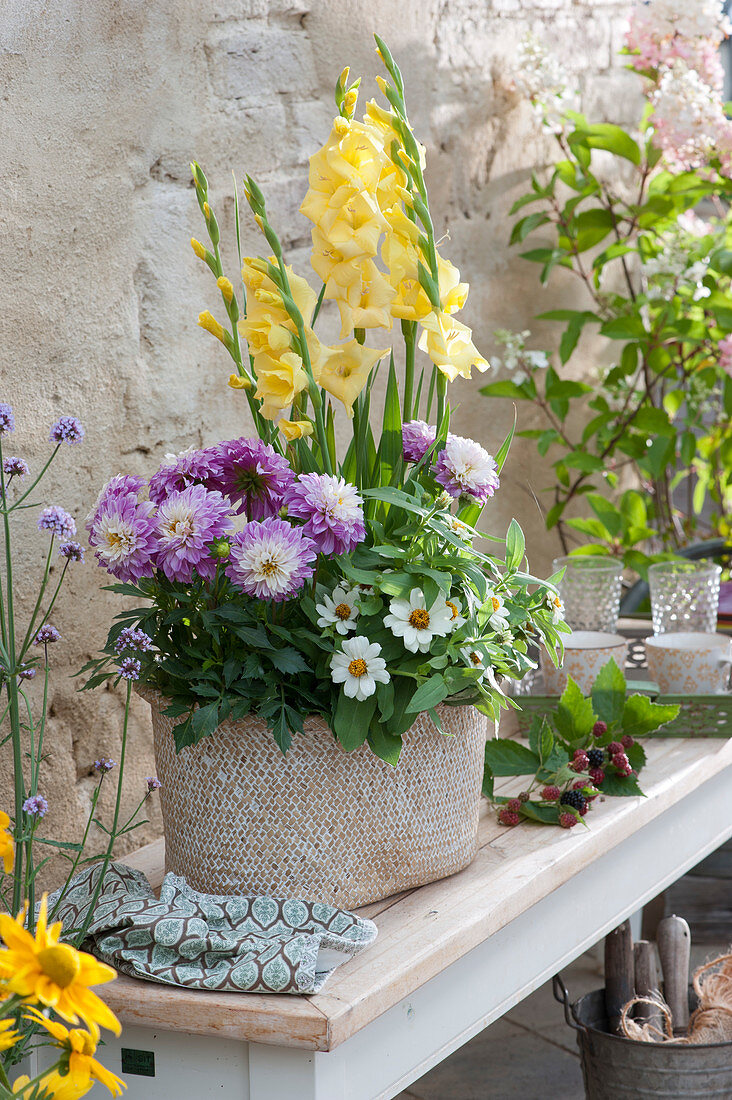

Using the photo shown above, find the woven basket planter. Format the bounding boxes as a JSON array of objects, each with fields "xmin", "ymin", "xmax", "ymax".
[{"xmin": 143, "ymin": 688, "xmax": 489, "ymax": 908}]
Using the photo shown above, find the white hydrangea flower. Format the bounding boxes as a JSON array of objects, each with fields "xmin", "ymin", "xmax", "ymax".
[
  {"xmin": 514, "ymin": 34, "xmax": 578, "ymax": 132},
  {"xmin": 384, "ymin": 588, "xmax": 454, "ymax": 653},
  {"xmin": 316, "ymin": 584, "xmax": 360, "ymax": 635},
  {"xmin": 492, "ymin": 329, "xmax": 549, "ymax": 384},
  {"xmin": 647, "ymin": 0, "xmax": 729, "ymax": 41},
  {"xmin": 330, "ymin": 636, "xmax": 390, "ymax": 701}
]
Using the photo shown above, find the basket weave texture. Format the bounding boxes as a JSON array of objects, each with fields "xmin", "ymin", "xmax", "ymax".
[{"xmin": 144, "ymin": 690, "xmax": 488, "ymax": 908}]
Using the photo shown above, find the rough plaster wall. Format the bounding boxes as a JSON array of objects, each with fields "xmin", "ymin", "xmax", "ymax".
[{"xmin": 0, "ymin": 0, "xmax": 637, "ymax": 868}]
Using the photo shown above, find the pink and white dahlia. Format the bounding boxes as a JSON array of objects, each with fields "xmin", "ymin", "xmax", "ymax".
[
  {"xmin": 285, "ymin": 473, "xmax": 365, "ymax": 556},
  {"xmin": 216, "ymin": 437, "xmax": 295, "ymax": 519},
  {"xmin": 86, "ymin": 474, "xmax": 147, "ymax": 534},
  {"xmin": 88, "ymin": 483, "xmax": 158, "ymax": 583},
  {"xmin": 226, "ymin": 517, "xmax": 316, "ymax": 602},
  {"xmin": 402, "ymin": 420, "xmax": 437, "ymax": 464},
  {"xmin": 434, "ymin": 435, "xmax": 499, "ymax": 503},
  {"xmin": 155, "ymin": 484, "xmax": 233, "ymax": 583},
  {"xmin": 148, "ymin": 445, "xmax": 224, "ymax": 505}
]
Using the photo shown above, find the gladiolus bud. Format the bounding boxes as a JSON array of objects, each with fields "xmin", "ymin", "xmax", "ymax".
[
  {"xmin": 228, "ymin": 373, "xmax": 251, "ymax": 390},
  {"xmin": 191, "ymin": 238, "xmax": 207, "ymax": 260},
  {"xmin": 395, "ymin": 185, "xmax": 414, "ymax": 207},
  {"xmin": 198, "ymin": 311, "xmax": 226, "ymax": 343},
  {"xmin": 203, "ymin": 201, "xmax": 211, "ymax": 218},
  {"xmin": 333, "ymin": 117, "xmax": 350, "ymax": 137},
  {"xmin": 344, "ymin": 89, "xmax": 358, "ymax": 114},
  {"xmin": 338, "ymin": 66, "xmax": 350, "ymax": 89},
  {"xmin": 376, "ymin": 75, "xmax": 388, "ymax": 95},
  {"xmin": 217, "ymin": 276, "xmax": 234, "ymax": 303},
  {"xmin": 278, "ymin": 418, "xmax": 314, "ymax": 441}
]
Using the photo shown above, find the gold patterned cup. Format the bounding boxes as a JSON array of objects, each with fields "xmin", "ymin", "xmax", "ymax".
[
  {"xmin": 543, "ymin": 631, "xmax": 627, "ymax": 696},
  {"xmin": 645, "ymin": 632, "xmax": 732, "ymax": 695}
]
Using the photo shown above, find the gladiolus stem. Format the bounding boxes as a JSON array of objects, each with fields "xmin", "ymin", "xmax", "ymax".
[{"xmin": 402, "ymin": 319, "xmax": 416, "ymax": 420}]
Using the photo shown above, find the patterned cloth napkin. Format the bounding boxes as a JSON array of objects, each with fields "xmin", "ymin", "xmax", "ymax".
[{"xmin": 49, "ymin": 861, "xmax": 378, "ymax": 995}]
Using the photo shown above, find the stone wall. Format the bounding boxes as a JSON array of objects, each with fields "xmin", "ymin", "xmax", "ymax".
[{"xmin": 0, "ymin": 0, "xmax": 636, "ymax": 867}]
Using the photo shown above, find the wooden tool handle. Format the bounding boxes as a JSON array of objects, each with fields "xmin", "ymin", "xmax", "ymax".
[
  {"xmin": 657, "ymin": 914, "xmax": 691, "ymax": 1035},
  {"xmin": 605, "ymin": 920, "xmax": 634, "ymax": 1035},
  {"xmin": 633, "ymin": 939, "xmax": 663, "ymax": 1032}
]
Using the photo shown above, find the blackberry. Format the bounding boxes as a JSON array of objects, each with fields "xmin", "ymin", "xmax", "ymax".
[
  {"xmin": 498, "ymin": 807, "xmax": 520, "ymax": 827},
  {"xmin": 589, "ymin": 767, "xmax": 605, "ymax": 785},
  {"xmin": 570, "ymin": 749, "xmax": 590, "ymax": 773},
  {"xmin": 559, "ymin": 812, "xmax": 578, "ymax": 829},
  {"xmin": 621, "ymin": 734, "xmax": 634, "ymax": 749},
  {"xmin": 560, "ymin": 789, "xmax": 586, "ymax": 813},
  {"xmin": 541, "ymin": 785, "xmax": 561, "ymax": 802},
  {"xmin": 587, "ymin": 748, "xmax": 605, "ymax": 768},
  {"xmin": 592, "ymin": 720, "xmax": 607, "ymax": 737}
]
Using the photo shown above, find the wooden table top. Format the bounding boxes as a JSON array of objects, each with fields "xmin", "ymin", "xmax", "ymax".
[{"xmin": 104, "ymin": 734, "xmax": 732, "ymax": 1052}]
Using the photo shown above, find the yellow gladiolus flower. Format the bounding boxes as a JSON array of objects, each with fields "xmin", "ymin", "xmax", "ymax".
[
  {"xmin": 217, "ymin": 276, "xmax": 234, "ymax": 303},
  {"xmin": 418, "ymin": 311, "xmax": 490, "ymax": 382},
  {"xmin": 278, "ymin": 418, "xmax": 314, "ymax": 441},
  {"xmin": 254, "ymin": 350, "xmax": 309, "ymax": 421},
  {"xmin": 313, "ymin": 340, "xmax": 389, "ymax": 416},
  {"xmin": 228, "ymin": 374, "xmax": 251, "ymax": 390},
  {"xmin": 0, "ymin": 810, "xmax": 14, "ymax": 874},
  {"xmin": 0, "ymin": 1016, "xmax": 19, "ymax": 1051},
  {"xmin": 332, "ymin": 259, "xmax": 395, "ymax": 338},
  {"xmin": 190, "ymin": 238, "xmax": 207, "ymax": 261},
  {"xmin": 197, "ymin": 311, "xmax": 227, "ymax": 345},
  {"xmin": 0, "ymin": 895, "xmax": 120, "ymax": 1036},
  {"xmin": 24, "ymin": 1008, "xmax": 125, "ymax": 1097}
]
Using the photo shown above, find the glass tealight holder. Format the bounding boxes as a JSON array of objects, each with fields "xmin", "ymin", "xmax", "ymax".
[
  {"xmin": 552, "ymin": 555, "xmax": 623, "ymax": 633},
  {"xmin": 648, "ymin": 561, "xmax": 721, "ymax": 635}
]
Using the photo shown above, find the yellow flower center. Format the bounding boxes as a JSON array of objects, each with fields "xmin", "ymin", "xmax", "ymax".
[
  {"xmin": 553, "ymin": 596, "xmax": 562, "ymax": 608},
  {"xmin": 491, "ymin": 596, "xmax": 501, "ymax": 612},
  {"xmin": 37, "ymin": 944, "xmax": 81, "ymax": 989},
  {"xmin": 335, "ymin": 603, "xmax": 352, "ymax": 621},
  {"xmin": 446, "ymin": 600, "xmax": 458, "ymax": 620},
  {"xmin": 409, "ymin": 609, "xmax": 430, "ymax": 630},
  {"xmin": 260, "ymin": 558, "xmax": 280, "ymax": 577},
  {"xmin": 470, "ymin": 652, "xmax": 482, "ymax": 666},
  {"xmin": 348, "ymin": 658, "xmax": 368, "ymax": 678}
]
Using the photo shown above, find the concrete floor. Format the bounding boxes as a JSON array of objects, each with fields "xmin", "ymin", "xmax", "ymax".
[{"xmin": 396, "ymin": 943, "xmax": 726, "ymax": 1100}]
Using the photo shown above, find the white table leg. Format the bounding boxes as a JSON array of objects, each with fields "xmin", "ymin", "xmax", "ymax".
[{"xmin": 248, "ymin": 1043, "xmax": 345, "ymax": 1100}]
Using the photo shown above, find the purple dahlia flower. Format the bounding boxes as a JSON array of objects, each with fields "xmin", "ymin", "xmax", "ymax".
[
  {"xmin": 3, "ymin": 456, "xmax": 28, "ymax": 480},
  {"xmin": 34, "ymin": 624, "xmax": 61, "ymax": 646},
  {"xmin": 86, "ymin": 474, "xmax": 147, "ymax": 534},
  {"xmin": 38, "ymin": 505, "xmax": 76, "ymax": 540},
  {"xmin": 216, "ymin": 437, "xmax": 295, "ymax": 519},
  {"xmin": 87, "ymin": 481, "xmax": 157, "ymax": 583},
  {"xmin": 148, "ymin": 445, "xmax": 224, "ymax": 505},
  {"xmin": 433, "ymin": 435, "xmax": 500, "ymax": 504},
  {"xmin": 50, "ymin": 416, "xmax": 84, "ymax": 445},
  {"xmin": 226, "ymin": 517, "xmax": 316, "ymax": 602},
  {"xmin": 155, "ymin": 484, "xmax": 233, "ymax": 583},
  {"xmin": 0, "ymin": 404, "xmax": 15, "ymax": 434},
  {"xmin": 285, "ymin": 473, "xmax": 365, "ymax": 556},
  {"xmin": 402, "ymin": 420, "xmax": 437, "ymax": 464}
]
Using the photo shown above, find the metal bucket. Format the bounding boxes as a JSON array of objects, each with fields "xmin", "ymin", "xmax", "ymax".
[{"xmin": 554, "ymin": 976, "xmax": 732, "ymax": 1099}]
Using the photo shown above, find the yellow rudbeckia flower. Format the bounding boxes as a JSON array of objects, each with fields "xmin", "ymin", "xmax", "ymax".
[
  {"xmin": 417, "ymin": 310, "xmax": 490, "ymax": 382},
  {"xmin": 312, "ymin": 340, "xmax": 389, "ymax": 416},
  {"xmin": 0, "ymin": 810, "xmax": 14, "ymax": 874},
  {"xmin": 0, "ymin": 1016, "xmax": 19, "ymax": 1051},
  {"xmin": 0, "ymin": 896, "xmax": 120, "ymax": 1036},
  {"xmin": 24, "ymin": 1008, "xmax": 126, "ymax": 1097},
  {"xmin": 13, "ymin": 1068, "xmax": 91, "ymax": 1099},
  {"xmin": 278, "ymin": 418, "xmax": 314, "ymax": 441}
]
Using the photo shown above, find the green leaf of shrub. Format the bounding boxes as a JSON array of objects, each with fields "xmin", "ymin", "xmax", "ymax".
[{"xmin": 483, "ymin": 739, "xmax": 540, "ymax": 776}]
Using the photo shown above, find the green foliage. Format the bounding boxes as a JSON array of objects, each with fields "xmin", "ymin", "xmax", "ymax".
[{"xmin": 484, "ymin": 660, "xmax": 679, "ymax": 828}]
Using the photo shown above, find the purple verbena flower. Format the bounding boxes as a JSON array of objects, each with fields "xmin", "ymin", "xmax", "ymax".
[
  {"xmin": 118, "ymin": 656, "xmax": 141, "ymax": 681},
  {"xmin": 285, "ymin": 473, "xmax": 365, "ymax": 556},
  {"xmin": 59, "ymin": 541, "xmax": 85, "ymax": 563},
  {"xmin": 87, "ymin": 480, "xmax": 157, "ymax": 583},
  {"xmin": 155, "ymin": 484, "xmax": 233, "ymax": 583},
  {"xmin": 148, "ymin": 445, "xmax": 225, "ymax": 505},
  {"xmin": 0, "ymin": 404, "xmax": 15, "ymax": 434},
  {"xmin": 114, "ymin": 626, "xmax": 153, "ymax": 654},
  {"xmin": 34, "ymin": 624, "xmax": 61, "ymax": 646},
  {"xmin": 94, "ymin": 757, "xmax": 116, "ymax": 772},
  {"xmin": 38, "ymin": 506, "xmax": 76, "ymax": 540},
  {"xmin": 226, "ymin": 517, "xmax": 316, "ymax": 601},
  {"xmin": 216, "ymin": 437, "xmax": 295, "ymax": 519},
  {"xmin": 402, "ymin": 420, "xmax": 437, "ymax": 464},
  {"xmin": 433, "ymin": 435, "xmax": 500, "ymax": 504},
  {"xmin": 50, "ymin": 416, "xmax": 85, "ymax": 445},
  {"xmin": 3, "ymin": 457, "xmax": 28, "ymax": 480},
  {"xmin": 146, "ymin": 776, "xmax": 162, "ymax": 792},
  {"xmin": 23, "ymin": 795, "xmax": 48, "ymax": 818},
  {"xmin": 86, "ymin": 474, "xmax": 147, "ymax": 534},
  {"xmin": 19, "ymin": 667, "xmax": 37, "ymax": 681}
]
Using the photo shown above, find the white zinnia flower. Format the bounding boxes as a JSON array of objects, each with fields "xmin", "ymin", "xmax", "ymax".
[
  {"xmin": 546, "ymin": 591, "xmax": 565, "ymax": 623},
  {"xmin": 383, "ymin": 588, "xmax": 454, "ymax": 653},
  {"xmin": 445, "ymin": 596, "xmax": 467, "ymax": 631},
  {"xmin": 330, "ymin": 636, "xmax": 390, "ymax": 700},
  {"xmin": 460, "ymin": 646, "xmax": 505, "ymax": 694},
  {"xmin": 485, "ymin": 590, "xmax": 508, "ymax": 630},
  {"xmin": 316, "ymin": 584, "xmax": 360, "ymax": 635}
]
